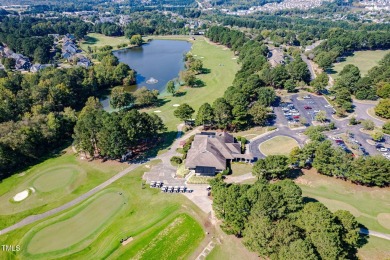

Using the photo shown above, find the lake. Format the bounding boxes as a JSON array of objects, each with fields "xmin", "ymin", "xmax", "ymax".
[
  {"xmin": 115, "ymin": 39, "xmax": 192, "ymax": 91},
  {"xmin": 101, "ymin": 39, "xmax": 192, "ymax": 111}
]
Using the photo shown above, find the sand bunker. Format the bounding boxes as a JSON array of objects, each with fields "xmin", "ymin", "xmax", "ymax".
[
  {"xmin": 173, "ymin": 104, "xmax": 180, "ymax": 107},
  {"xmin": 232, "ymin": 57, "xmax": 237, "ymax": 60},
  {"xmin": 13, "ymin": 189, "xmax": 31, "ymax": 202},
  {"xmin": 154, "ymin": 110, "xmax": 161, "ymax": 113}
]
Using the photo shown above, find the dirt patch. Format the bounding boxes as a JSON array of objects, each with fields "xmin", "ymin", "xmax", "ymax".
[
  {"xmin": 121, "ymin": 237, "xmax": 134, "ymax": 246},
  {"xmin": 377, "ymin": 213, "xmax": 390, "ymax": 230}
]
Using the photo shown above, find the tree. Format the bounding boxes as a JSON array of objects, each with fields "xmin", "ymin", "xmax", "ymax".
[
  {"xmin": 296, "ymin": 202, "xmax": 344, "ymax": 260},
  {"xmin": 284, "ymin": 79, "xmax": 296, "ymax": 93},
  {"xmin": 362, "ymin": 119, "xmax": 375, "ymax": 130},
  {"xmin": 374, "ymin": 99, "xmax": 390, "ymax": 119},
  {"xmin": 315, "ymin": 110, "xmax": 327, "ymax": 123},
  {"xmin": 383, "ymin": 122, "xmax": 390, "ymax": 134},
  {"xmin": 212, "ymin": 98, "xmax": 232, "ymax": 129},
  {"xmin": 166, "ymin": 80, "xmax": 176, "ymax": 96},
  {"xmin": 311, "ymin": 72, "xmax": 328, "ymax": 93},
  {"xmin": 371, "ymin": 130, "xmax": 384, "ymax": 141},
  {"xmin": 350, "ymin": 156, "xmax": 390, "ymax": 186},
  {"xmin": 173, "ymin": 103, "xmax": 194, "ymax": 121},
  {"xmin": 195, "ymin": 103, "xmax": 214, "ymax": 126},
  {"xmin": 334, "ymin": 210, "xmax": 360, "ymax": 257},
  {"xmin": 133, "ymin": 87, "xmax": 158, "ymax": 107},
  {"xmin": 286, "ymin": 57, "xmax": 311, "ymax": 83},
  {"xmin": 257, "ymin": 87, "xmax": 276, "ymax": 107},
  {"xmin": 110, "ymin": 86, "xmax": 135, "ymax": 109},
  {"xmin": 252, "ymin": 155, "xmax": 290, "ymax": 180},
  {"xmin": 33, "ymin": 46, "xmax": 49, "ymax": 64},
  {"xmin": 278, "ymin": 239, "xmax": 318, "ymax": 260},
  {"xmin": 190, "ymin": 59, "xmax": 203, "ymax": 74},
  {"xmin": 376, "ymin": 82, "xmax": 390, "ymax": 98},
  {"xmin": 249, "ymin": 102, "xmax": 268, "ymax": 126},
  {"xmin": 129, "ymin": 34, "xmax": 143, "ymax": 46},
  {"xmin": 180, "ymin": 70, "xmax": 196, "ymax": 87},
  {"xmin": 349, "ymin": 117, "xmax": 359, "ymax": 125}
]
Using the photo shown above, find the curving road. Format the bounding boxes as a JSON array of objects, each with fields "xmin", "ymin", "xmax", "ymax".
[{"xmin": 249, "ymin": 126, "xmax": 307, "ymax": 159}]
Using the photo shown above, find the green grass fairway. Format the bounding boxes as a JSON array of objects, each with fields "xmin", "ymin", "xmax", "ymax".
[
  {"xmin": 0, "ymin": 161, "xmax": 206, "ymax": 259},
  {"xmin": 80, "ymin": 33, "xmax": 129, "ymax": 51},
  {"xmin": 144, "ymin": 36, "xmax": 240, "ymax": 130},
  {"xmin": 0, "ymin": 149, "xmax": 125, "ymax": 229},
  {"xmin": 296, "ymin": 169, "xmax": 390, "ymax": 234},
  {"xmin": 112, "ymin": 213, "xmax": 204, "ymax": 260},
  {"xmin": 32, "ymin": 167, "xmax": 78, "ymax": 192},
  {"xmin": 25, "ymin": 190, "xmax": 125, "ymax": 256},
  {"xmin": 295, "ymin": 169, "xmax": 390, "ymax": 259},
  {"xmin": 259, "ymin": 136, "xmax": 299, "ymax": 156},
  {"xmin": 332, "ymin": 50, "xmax": 390, "ymax": 77}
]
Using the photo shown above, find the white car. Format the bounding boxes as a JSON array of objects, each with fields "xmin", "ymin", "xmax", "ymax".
[
  {"xmin": 380, "ymin": 148, "xmax": 388, "ymax": 152},
  {"xmin": 314, "ymin": 110, "xmax": 320, "ymax": 113},
  {"xmin": 325, "ymin": 104, "xmax": 333, "ymax": 108},
  {"xmin": 284, "ymin": 112, "xmax": 292, "ymax": 116},
  {"xmin": 303, "ymin": 96, "xmax": 311, "ymax": 99},
  {"xmin": 292, "ymin": 113, "xmax": 300, "ymax": 116}
]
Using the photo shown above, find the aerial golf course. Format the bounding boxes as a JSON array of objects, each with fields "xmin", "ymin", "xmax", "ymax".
[
  {"xmin": 0, "ymin": 34, "xmax": 232, "ymax": 259},
  {"xmin": 1, "ymin": 34, "xmax": 390, "ymax": 260}
]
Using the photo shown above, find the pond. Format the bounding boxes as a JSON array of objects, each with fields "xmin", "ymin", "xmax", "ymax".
[{"xmin": 101, "ymin": 39, "xmax": 192, "ymax": 111}]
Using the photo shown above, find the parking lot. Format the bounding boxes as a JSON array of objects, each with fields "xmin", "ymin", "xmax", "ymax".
[
  {"xmin": 275, "ymin": 94, "xmax": 335, "ymax": 127},
  {"xmin": 291, "ymin": 94, "xmax": 335, "ymax": 125}
]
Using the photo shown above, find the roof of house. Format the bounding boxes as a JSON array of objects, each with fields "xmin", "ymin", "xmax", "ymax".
[
  {"xmin": 185, "ymin": 135, "xmax": 227, "ymax": 170},
  {"xmin": 185, "ymin": 132, "xmax": 251, "ymax": 171}
]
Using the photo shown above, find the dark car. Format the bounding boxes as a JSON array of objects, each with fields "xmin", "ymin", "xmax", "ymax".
[{"xmin": 304, "ymin": 106, "xmax": 312, "ymax": 109}]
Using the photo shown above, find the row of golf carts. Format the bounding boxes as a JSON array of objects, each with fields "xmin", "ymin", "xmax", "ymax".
[{"xmin": 150, "ymin": 181, "xmax": 193, "ymax": 193}]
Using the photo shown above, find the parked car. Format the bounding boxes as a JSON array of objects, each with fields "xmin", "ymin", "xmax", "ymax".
[
  {"xmin": 303, "ymin": 95, "xmax": 311, "ymax": 99},
  {"xmin": 293, "ymin": 115, "xmax": 300, "ymax": 119},
  {"xmin": 380, "ymin": 148, "xmax": 388, "ymax": 152},
  {"xmin": 304, "ymin": 106, "xmax": 312, "ymax": 109}
]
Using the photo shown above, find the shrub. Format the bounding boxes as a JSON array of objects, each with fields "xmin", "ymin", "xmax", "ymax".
[
  {"xmin": 349, "ymin": 117, "xmax": 359, "ymax": 125},
  {"xmin": 170, "ymin": 156, "xmax": 183, "ymax": 165},
  {"xmin": 362, "ymin": 119, "xmax": 375, "ymax": 130},
  {"xmin": 383, "ymin": 122, "xmax": 390, "ymax": 135}
]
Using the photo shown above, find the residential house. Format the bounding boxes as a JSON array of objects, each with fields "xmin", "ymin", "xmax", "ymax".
[
  {"xmin": 76, "ymin": 56, "xmax": 92, "ymax": 68},
  {"xmin": 185, "ymin": 132, "xmax": 254, "ymax": 176},
  {"xmin": 30, "ymin": 63, "xmax": 52, "ymax": 73}
]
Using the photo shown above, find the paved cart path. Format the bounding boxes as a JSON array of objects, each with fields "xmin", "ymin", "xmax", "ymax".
[{"xmin": 0, "ymin": 124, "xmax": 201, "ymax": 236}]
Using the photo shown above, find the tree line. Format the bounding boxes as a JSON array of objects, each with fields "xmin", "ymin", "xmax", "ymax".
[
  {"xmin": 211, "ymin": 176, "xmax": 361, "ymax": 259},
  {"xmin": 0, "ymin": 16, "xmax": 90, "ymax": 63},
  {"xmin": 331, "ymin": 53, "xmax": 390, "ymax": 117},
  {"xmin": 178, "ymin": 26, "xmax": 309, "ymax": 131},
  {"xmin": 313, "ymin": 29, "xmax": 390, "ymax": 69},
  {"xmin": 73, "ymin": 97, "xmax": 165, "ymax": 158},
  {"xmin": 289, "ymin": 127, "xmax": 390, "ymax": 187},
  {"xmin": 0, "ymin": 52, "xmax": 135, "ymax": 178}
]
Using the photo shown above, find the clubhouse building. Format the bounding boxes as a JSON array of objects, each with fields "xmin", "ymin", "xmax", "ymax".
[{"xmin": 185, "ymin": 132, "xmax": 254, "ymax": 176}]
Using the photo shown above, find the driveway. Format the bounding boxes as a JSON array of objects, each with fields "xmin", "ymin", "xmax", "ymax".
[{"xmin": 353, "ymin": 100, "xmax": 384, "ymax": 127}]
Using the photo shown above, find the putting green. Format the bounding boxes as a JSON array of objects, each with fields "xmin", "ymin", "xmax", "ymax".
[
  {"xmin": 259, "ymin": 136, "xmax": 299, "ymax": 156},
  {"xmin": 25, "ymin": 191, "xmax": 125, "ymax": 255},
  {"xmin": 33, "ymin": 167, "xmax": 79, "ymax": 192}
]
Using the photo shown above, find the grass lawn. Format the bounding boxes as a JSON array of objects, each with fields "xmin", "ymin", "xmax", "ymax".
[
  {"xmin": 331, "ymin": 50, "xmax": 390, "ymax": 77},
  {"xmin": 230, "ymin": 162, "xmax": 252, "ymax": 176},
  {"xmin": 259, "ymin": 135, "xmax": 299, "ymax": 156},
  {"xmin": 110, "ymin": 213, "xmax": 204, "ymax": 259},
  {"xmin": 232, "ymin": 127, "xmax": 268, "ymax": 140},
  {"xmin": 144, "ymin": 36, "xmax": 240, "ymax": 130},
  {"xmin": 24, "ymin": 190, "xmax": 125, "ymax": 256},
  {"xmin": 0, "ymin": 148, "xmax": 126, "ymax": 229},
  {"xmin": 206, "ymin": 226, "xmax": 258, "ymax": 260},
  {"xmin": 0, "ymin": 160, "xmax": 207, "ymax": 260},
  {"xmin": 80, "ymin": 33, "xmax": 129, "ymax": 51},
  {"xmin": 295, "ymin": 168, "xmax": 390, "ymax": 259}
]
